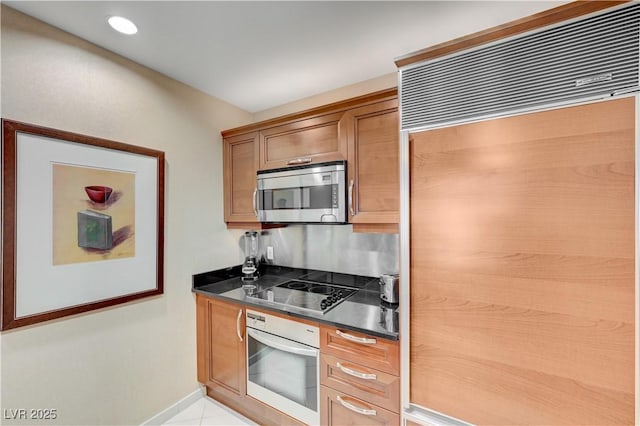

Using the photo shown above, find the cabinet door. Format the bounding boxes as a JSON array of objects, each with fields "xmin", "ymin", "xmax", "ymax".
[
  {"xmin": 321, "ymin": 385, "xmax": 400, "ymax": 426},
  {"xmin": 196, "ymin": 295, "xmax": 245, "ymax": 396},
  {"xmin": 223, "ymin": 132, "xmax": 259, "ymax": 225},
  {"xmin": 344, "ymin": 99, "xmax": 399, "ymax": 229},
  {"xmin": 259, "ymin": 112, "xmax": 347, "ymax": 170}
]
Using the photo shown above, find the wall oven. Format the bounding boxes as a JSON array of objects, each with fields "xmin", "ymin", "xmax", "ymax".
[
  {"xmin": 246, "ymin": 309, "xmax": 320, "ymax": 425},
  {"xmin": 256, "ymin": 160, "xmax": 346, "ymax": 223}
]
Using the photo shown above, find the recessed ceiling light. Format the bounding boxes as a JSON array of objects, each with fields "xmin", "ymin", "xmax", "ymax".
[{"xmin": 107, "ymin": 16, "xmax": 138, "ymax": 35}]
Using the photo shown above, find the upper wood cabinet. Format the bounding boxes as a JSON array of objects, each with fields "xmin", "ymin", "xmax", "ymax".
[
  {"xmin": 223, "ymin": 132, "xmax": 259, "ymax": 227},
  {"xmin": 259, "ymin": 111, "xmax": 347, "ymax": 170},
  {"xmin": 221, "ymin": 89, "xmax": 399, "ymax": 232},
  {"xmin": 343, "ymin": 99, "xmax": 399, "ymax": 231}
]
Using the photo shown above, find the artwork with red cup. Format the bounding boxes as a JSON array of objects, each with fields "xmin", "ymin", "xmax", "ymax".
[{"xmin": 84, "ymin": 186, "xmax": 113, "ymax": 203}]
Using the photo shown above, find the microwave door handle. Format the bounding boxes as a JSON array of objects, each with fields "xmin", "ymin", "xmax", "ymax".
[
  {"xmin": 252, "ymin": 188, "xmax": 258, "ymax": 218},
  {"xmin": 247, "ymin": 328, "xmax": 318, "ymax": 357}
]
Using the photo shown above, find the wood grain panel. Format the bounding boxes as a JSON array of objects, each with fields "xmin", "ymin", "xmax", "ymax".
[
  {"xmin": 409, "ymin": 97, "xmax": 635, "ymax": 425},
  {"xmin": 353, "ymin": 223, "xmax": 399, "ymax": 234},
  {"xmin": 321, "ymin": 353, "xmax": 400, "ymax": 413},
  {"xmin": 321, "ymin": 325, "xmax": 400, "ymax": 376},
  {"xmin": 410, "ymin": 347, "xmax": 633, "ymax": 426},
  {"xmin": 223, "ymin": 132, "xmax": 259, "ymax": 223},
  {"xmin": 208, "ymin": 298, "xmax": 245, "ymax": 396},
  {"xmin": 321, "ymin": 385, "xmax": 400, "ymax": 426},
  {"xmin": 264, "ymin": 124, "xmax": 338, "ymax": 160},
  {"xmin": 412, "ymin": 296, "xmax": 634, "ymax": 393},
  {"xmin": 345, "ymin": 99, "xmax": 400, "ymax": 224},
  {"xmin": 221, "ymin": 88, "xmax": 396, "ymax": 138},
  {"xmin": 258, "ymin": 112, "xmax": 347, "ymax": 170},
  {"xmin": 196, "ymin": 294, "xmax": 208, "ymax": 385},
  {"xmin": 412, "ymin": 97, "xmax": 634, "ymax": 154}
]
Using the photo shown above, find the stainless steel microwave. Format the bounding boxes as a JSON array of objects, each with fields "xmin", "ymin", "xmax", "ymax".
[{"xmin": 256, "ymin": 161, "xmax": 346, "ymax": 223}]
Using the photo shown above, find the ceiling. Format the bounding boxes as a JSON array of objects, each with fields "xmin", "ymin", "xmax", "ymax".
[{"xmin": 4, "ymin": 1, "xmax": 567, "ymax": 113}]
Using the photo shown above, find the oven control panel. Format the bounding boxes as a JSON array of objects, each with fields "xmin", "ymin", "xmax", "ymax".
[
  {"xmin": 246, "ymin": 309, "xmax": 319, "ymax": 348},
  {"xmin": 246, "ymin": 311, "xmax": 266, "ymax": 330}
]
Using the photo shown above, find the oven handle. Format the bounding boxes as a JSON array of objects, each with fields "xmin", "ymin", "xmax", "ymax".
[{"xmin": 247, "ymin": 328, "xmax": 318, "ymax": 357}]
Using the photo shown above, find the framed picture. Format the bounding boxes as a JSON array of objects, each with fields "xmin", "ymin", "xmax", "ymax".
[{"xmin": 1, "ymin": 119, "xmax": 165, "ymax": 330}]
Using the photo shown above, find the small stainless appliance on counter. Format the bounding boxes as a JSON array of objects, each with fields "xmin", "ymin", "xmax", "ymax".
[
  {"xmin": 241, "ymin": 231, "xmax": 260, "ymax": 281},
  {"xmin": 379, "ymin": 274, "xmax": 399, "ymax": 305}
]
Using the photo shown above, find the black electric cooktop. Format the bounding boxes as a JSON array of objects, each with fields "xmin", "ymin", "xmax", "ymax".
[{"xmin": 246, "ymin": 278, "xmax": 358, "ymax": 315}]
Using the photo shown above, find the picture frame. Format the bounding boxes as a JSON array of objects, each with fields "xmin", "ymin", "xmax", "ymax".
[{"xmin": 1, "ymin": 119, "xmax": 165, "ymax": 330}]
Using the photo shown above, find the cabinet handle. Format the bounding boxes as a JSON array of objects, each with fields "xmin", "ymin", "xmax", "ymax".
[
  {"xmin": 287, "ymin": 157, "xmax": 312, "ymax": 165},
  {"xmin": 336, "ymin": 329, "xmax": 376, "ymax": 345},
  {"xmin": 236, "ymin": 309, "xmax": 243, "ymax": 342},
  {"xmin": 348, "ymin": 179, "xmax": 355, "ymax": 216},
  {"xmin": 336, "ymin": 362, "xmax": 377, "ymax": 380},
  {"xmin": 252, "ymin": 188, "xmax": 258, "ymax": 218},
  {"xmin": 336, "ymin": 395, "xmax": 377, "ymax": 416}
]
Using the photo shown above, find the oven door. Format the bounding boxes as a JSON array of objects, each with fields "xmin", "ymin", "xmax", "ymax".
[{"xmin": 246, "ymin": 327, "xmax": 320, "ymax": 425}]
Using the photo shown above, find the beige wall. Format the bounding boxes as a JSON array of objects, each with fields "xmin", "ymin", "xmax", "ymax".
[
  {"xmin": 252, "ymin": 72, "xmax": 397, "ymax": 122},
  {"xmin": 0, "ymin": 5, "xmax": 399, "ymax": 425},
  {"xmin": 0, "ymin": 6, "xmax": 251, "ymax": 425}
]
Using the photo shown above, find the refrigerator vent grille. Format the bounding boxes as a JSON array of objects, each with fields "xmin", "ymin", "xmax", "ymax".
[{"xmin": 400, "ymin": 4, "xmax": 640, "ymax": 130}]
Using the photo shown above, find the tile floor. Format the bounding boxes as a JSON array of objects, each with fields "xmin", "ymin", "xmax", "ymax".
[{"xmin": 162, "ymin": 396, "xmax": 256, "ymax": 426}]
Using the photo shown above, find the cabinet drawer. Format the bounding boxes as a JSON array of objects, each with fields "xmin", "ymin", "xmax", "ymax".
[
  {"xmin": 321, "ymin": 385, "xmax": 400, "ymax": 426},
  {"xmin": 320, "ymin": 325, "xmax": 400, "ymax": 375},
  {"xmin": 321, "ymin": 353, "xmax": 400, "ymax": 413}
]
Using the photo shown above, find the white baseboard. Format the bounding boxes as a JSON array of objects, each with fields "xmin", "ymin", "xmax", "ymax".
[{"xmin": 140, "ymin": 387, "xmax": 204, "ymax": 426}]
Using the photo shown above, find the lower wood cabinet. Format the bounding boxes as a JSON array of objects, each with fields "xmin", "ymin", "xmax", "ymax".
[
  {"xmin": 320, "ymin": 353, "xmax": 400, "ymax": 413},
  {"xmin": 197, "ymin": 295, "xmax": 307, "ymax": 426},
  {"xmin": 321, "ymin": 385, "xmax": 400, "ymax": 426},
  {"xmin": 320, "ymin": 325, "xmax": 400, "ymax": 376},
  {"xmin": 320, "ymin": 325, "xmax": 401, "ymax": 425},
  {"xmin": 197, "ymin": 295, "xmax": 401, "ymax": 425},
  {"xmin": 196, "ymin": 294, "xmax": 245, "ymax": 397}
]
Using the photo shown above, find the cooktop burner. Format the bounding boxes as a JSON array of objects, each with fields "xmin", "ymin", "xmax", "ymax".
[{"xmin": 247, "ymin": 279, "xmax": 358, "ymax": 315}]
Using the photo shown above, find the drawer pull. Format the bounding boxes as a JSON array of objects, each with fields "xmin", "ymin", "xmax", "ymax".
[
  {"xmin": 336, "ymin": 329, "xmax": 377, "ymax": 345},
  {"xmin": 336, "ymin": 395, "xmax": 377, "ymax": 416},
  {"xmin": 287, "ymin": 157, "xmax": 312, "ymax": 165},
  {"xmin": 336, "ymin": 362, "xmax": 377, "ymax": 380}
]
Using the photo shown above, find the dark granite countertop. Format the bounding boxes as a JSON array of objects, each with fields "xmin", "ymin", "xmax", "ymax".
[{"xmin": 192, "ymin": 264, "xmax": 399, "ymax": 340}]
